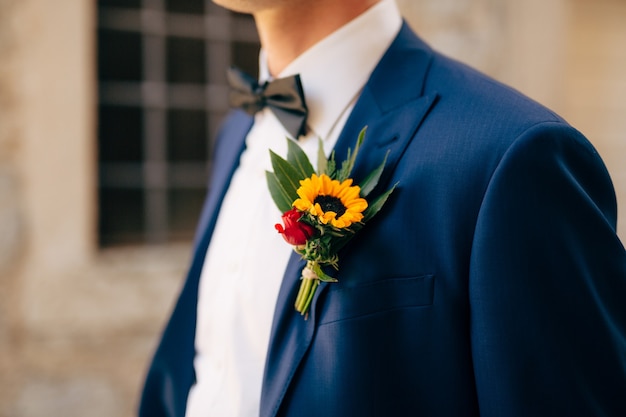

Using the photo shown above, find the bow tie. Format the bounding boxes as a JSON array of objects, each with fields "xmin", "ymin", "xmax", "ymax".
[{"xmin": 227, "ymin": 66, "xmax": 308, "ymax": 138}]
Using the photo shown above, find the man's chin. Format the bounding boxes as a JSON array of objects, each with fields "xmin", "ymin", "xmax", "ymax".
[
  {"xmin": 211, "ymin": 0, "xmax": 293, "ymax": 14},
  {"xmin": 211, "ymin": 0, "xmax": 262, "ymax": 14}
]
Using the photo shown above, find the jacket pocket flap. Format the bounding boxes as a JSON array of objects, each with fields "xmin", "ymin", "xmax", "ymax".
[{"xmin": 319, "ymin": 274, "xmax": 435, "ymax": 325}]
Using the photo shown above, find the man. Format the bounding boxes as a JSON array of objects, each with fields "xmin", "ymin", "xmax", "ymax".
[{"xmin": 139, "ymin": 0, "xmax": 626, "ymax": 416}]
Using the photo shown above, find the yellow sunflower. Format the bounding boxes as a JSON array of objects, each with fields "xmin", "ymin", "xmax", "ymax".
[{"xmin": 293, "ymin": 173, "xmax": 368, "ymax": 228}]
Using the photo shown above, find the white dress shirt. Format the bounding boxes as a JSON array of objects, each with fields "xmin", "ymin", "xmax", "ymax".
[{"xmin": 185, "ymin": 1, "xmax": 402, "ymax": 415}]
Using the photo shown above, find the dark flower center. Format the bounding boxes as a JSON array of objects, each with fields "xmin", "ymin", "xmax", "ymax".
[{"xmin": 314, "ymin": 195, "xmax": 346, "ymax": 217}]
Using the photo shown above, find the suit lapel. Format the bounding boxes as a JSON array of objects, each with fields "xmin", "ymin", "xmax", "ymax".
[
  {"xmin": 157, "ymin": 110, "xmax": 251, "ymax": 417},
  {"xmin": 190, "ymin": 110, "xmax": 252, "ymax": 273},
  {"xmin": 260, "ymin": 23, "xmax": 439, "ymax": 417}
]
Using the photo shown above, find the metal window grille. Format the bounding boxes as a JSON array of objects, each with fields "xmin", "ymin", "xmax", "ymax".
[{"xmin": 97, "ymin": 0, "xmax": 259, "ymax": 245}]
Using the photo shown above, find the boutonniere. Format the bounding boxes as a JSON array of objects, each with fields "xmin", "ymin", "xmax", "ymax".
[{"xmin": 266, "ymin": 127, "xmax": 396, "ymax": 318}]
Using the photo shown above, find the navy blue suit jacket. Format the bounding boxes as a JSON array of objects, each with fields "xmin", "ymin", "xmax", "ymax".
[{"xmin": 139, "ymin": 23, "xmax": 626, "ymax": 416}]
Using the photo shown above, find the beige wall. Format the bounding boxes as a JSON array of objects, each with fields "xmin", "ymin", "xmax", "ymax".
[
  {"xmin": 398, "ymin": 0, "xmax": 626, "ymax": 238},
  {"xmin": 563, "ymin": 0, "xmax": 626, "ymax": 239},
  {"xmin": 0, "ymin": 1, "xmax": 170, "ymax": 416},
  {"xmin": 16, "ymin": 0, "xmax": 96, "ymax": 271},
  {"xmin": 0, "ymin": 1, "xmax": 624, "ymax": 416}
]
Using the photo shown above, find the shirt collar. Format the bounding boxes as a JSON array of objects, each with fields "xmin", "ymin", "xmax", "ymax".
[{"xmin": 259, "ymin": 0, "xmax": 402, "ymax": 140}]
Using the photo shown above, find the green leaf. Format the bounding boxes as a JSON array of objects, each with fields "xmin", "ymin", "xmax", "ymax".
[
  {"xmin": 286, "ymin": 138, "xmax": 315, "ymax": 179},
  {"xmin": 269, "ymin": 149, "xmax": 304, "ymax": 202},
  {"xmin": 337, "ymin": 126, "xmax": 366, "ymax": 181},
  {"xmin": 316, "ymin": 139, "xmax": 327, "ymax": 175},
  {"xmin": 326, "ymin": 153, "xmax": 337, "ymax": 179},
  {"xmin": 266, "ymin": 171, "xmax": 294, "ymax": 213},
  {"xmin": 311, "ymin": 262, "xmax": 338, "ymax": 283},
  {"xmin": 358, "ymin": 150, "xmax": 390, "ymax": 198},
  {"xmin": 362, "ymin": 183, "xmax": 397, "ymax": 223}
]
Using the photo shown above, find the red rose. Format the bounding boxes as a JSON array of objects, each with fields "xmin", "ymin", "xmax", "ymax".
[{"xmin": 275, "ymin": 208, "xmax": 315, "ymax": 246}]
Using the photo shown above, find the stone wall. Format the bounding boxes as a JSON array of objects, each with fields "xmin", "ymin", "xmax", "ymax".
[
  {"xmin": 0, "ymin": 0, "xmax": 26, "ymax": 412},
  {"xmin": 0, "ymin": 1, "xmax": 624, "ymax": 416},
  {"xmin": 0, "ymin": 0, "xmax": 24, "ymax": 287},
  {"xmin": 563, "ymin": 0, "xmax": 626, "ymax": 239},
  {"xmin": 0, "ymin": 1, "xmax": 184, "ymax": 416},
  {"xmin": 398, "ymin": 0, "xmax": 509, "ymax": 78},
  {"xmin": 397, "ymin": 0, "xmax": 567, "ymax": 105},
  {"xmin": 6, "ymin": 246, "xmax": 188, "ymax": 417},
  {"xmin": 398, "ymin": 0, "xmax": 626, "ymax": 238}
]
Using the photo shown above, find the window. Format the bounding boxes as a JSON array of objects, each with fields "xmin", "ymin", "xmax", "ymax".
[{"xmin": 97, "ymin": 0, "xmax": 259, "ymax": 245}]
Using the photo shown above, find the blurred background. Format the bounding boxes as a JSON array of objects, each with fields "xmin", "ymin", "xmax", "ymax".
[{"xmin": 0, "ymin": 0, "xmax": 624, "ymax": 415}]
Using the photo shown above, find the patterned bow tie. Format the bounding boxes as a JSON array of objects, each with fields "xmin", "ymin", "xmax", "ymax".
[{"xmin": 227, "ymin": 66, "xmax": 308, "ymax": 138}]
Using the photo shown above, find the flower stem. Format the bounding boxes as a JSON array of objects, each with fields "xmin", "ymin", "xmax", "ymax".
[
  {"xmin": 300, "ymin": 279, "xmax": 319, "ymax": 317},
  {"xmin": 295, "ymin": 262, "xmax": 323, "ymax": 317},
  {"xmin": 294, "ymin": 275, "xmax": 312, "ymax": 312}
]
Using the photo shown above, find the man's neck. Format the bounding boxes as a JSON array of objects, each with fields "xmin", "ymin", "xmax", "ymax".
[{"xmin": 254, "ymin": 0, "xmax": 380, "ymax": 76}]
